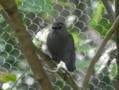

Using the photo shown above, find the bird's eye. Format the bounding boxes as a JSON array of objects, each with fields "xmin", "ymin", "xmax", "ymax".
[{"xmin": 52, "ymin": 22, "xmax": 64, "ymax": 29}]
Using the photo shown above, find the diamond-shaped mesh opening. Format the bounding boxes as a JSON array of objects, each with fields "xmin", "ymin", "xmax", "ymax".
[{"xmin": 0, "ymin": 0, "xmax": 117, "ymax": 90}]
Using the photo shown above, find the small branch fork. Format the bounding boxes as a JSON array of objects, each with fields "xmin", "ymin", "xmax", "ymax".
[
  {"xmin": 35, "ymin": 47, "xmax": 81, "ymax": 90},
  {"xmin": 1, "ymin": 0, "xmax": 119, "ymax": 90},
  {"xmin": 102, "ymin": 0, "xmax": 115, "ymax": 23},
  {"xmin": 82, "ymin": 15, "xmax": 119, "ymax": 89},
  {"xmin": 0, "ymin": 0, "xmax": 81, "ymax": 90}
]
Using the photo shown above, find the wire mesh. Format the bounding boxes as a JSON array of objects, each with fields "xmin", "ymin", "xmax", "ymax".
[{"xmin": 0, "ymin": 0, "xmax": 117, "ymax": 90}]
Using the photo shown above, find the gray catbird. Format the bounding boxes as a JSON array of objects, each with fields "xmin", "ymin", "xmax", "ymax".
[{"xmin": 46, "ymin": 22, "xmax": 76, "ymax": 72}]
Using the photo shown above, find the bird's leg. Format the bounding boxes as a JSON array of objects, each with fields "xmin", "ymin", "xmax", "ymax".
[
  {"xmin": 47, "ymin": 67, "xmax": 60, "ymax": 73},
  {"xmin": 47, "ymin": 61, "xmax": 67, "ymax": 73}
]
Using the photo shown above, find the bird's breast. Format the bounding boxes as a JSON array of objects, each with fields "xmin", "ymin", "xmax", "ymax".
[{"xmin": 47, "ymin": 31, "xmax": 68, "ymax": 50}]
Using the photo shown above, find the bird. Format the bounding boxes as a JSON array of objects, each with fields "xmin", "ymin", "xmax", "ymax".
[{"xmin": 46, "ymin": 21, "xmax": 76, "ymax": 72}]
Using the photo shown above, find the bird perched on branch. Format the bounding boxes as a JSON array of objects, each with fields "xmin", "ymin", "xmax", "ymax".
[{"xmin": 46, "ymin": 21, "xmax": 76, "ymax": 72}]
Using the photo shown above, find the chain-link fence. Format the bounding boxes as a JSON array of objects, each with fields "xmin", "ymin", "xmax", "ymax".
[{"xmin": 0, "ymin": 0, "xmax": 118, "ymax": 90}]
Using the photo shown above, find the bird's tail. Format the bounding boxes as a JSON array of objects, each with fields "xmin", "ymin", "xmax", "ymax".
[{"xmin": 65, "ymin": 61, "xmax": 76, "ymax": 72}]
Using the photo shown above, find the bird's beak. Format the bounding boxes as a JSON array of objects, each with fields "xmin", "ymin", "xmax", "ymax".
[
  {"xmin": 52, "ymin": 26, "xmax": 59, "ymax": 29},
  {"xmin": 52, "ymin": 26, "xmax": 56, "ymax": 29}
]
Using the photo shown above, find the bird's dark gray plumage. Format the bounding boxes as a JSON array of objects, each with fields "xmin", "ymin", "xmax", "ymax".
[{"xmin": 46, "ymin": 22, "xmax": 76, "ymax": 72}]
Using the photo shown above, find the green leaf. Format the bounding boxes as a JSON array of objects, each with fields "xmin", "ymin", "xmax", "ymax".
[
  {"xmin": 72, "ymin": 31, "xmax": 80, "ymax": 45},
  {"xmin": 89, "ymin": 1, "xmax": 111, "ymax": 36},
  {"xmin": 19, "ymin": 0, "xmax": 53, "ymax": 13},
  {"xmin": 15, "ymin": 0, "xmax": 20, "ymax": 4},
  {"xmin": 95, "ymin": 16, "xmax": 111, "ymax": 36},
  {"xmin": 55, "ymin": 1, "xmax": 73, "ymax": 8},
  {"xmin": 89, "ymin": 1, "xmax": 104, "ymax": 28},
  {"xmin": 0, "ymin": 73, "xmax": 17, "ymax": 82},
  {"xmin": 55, "ymin": 80, "xmax": 64, "ymax": 88},
  {"xmin": 0, "ymin": 5, "xmax": 3, "ymax": 8},
  {"xmin": 69, "ymin": 29, "xmax": 80, "ymax": 45},
  {"xmin": 109, "ymin": 64, "xmax": 117, "ymax": 77}
]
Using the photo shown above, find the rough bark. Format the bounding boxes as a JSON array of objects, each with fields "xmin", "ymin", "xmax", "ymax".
[
  {"xmin": 82, "ymin": 15, "xmax": 119, "ymax": 89},
  {"xmin": 113, "ymin": 0, "xmax": 119, "ymax": 90},
  {"xmin": 102, "ymin": 0, "xmax": 115, "ymax": 23},
  {"xmin": 115, "ymin": 0, "xmax": 119, "ymax": 76},
  {"xmin": 0, "ymin": 0, "xmax": 54, "ymax": 90}
]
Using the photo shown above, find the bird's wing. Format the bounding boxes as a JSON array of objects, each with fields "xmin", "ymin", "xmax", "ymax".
[{"xmin": 64, "ymin": 34, "xmax": 76, "ymax": 71}]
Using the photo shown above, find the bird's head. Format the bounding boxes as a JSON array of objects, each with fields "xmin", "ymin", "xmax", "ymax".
[{"xmin": 52, "ymin": 22, "xmax": 66, "ymax": 30}]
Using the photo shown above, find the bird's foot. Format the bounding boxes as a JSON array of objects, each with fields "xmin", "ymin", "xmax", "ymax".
[{"xmin": 47, "ymin": 67, "xmax": 60, "ymax": 73}]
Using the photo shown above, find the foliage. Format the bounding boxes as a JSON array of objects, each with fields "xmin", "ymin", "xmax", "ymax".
[
  {"xmin": 0, "ymin": 73, "xmax": 17, "ymax": 82},
  {"xmin": 55, "ymin": 1, "xmax": 73, "ymax": 8},
  {"xmin": 109, "ymin": 64, "xmax": 117, "ymax": 77},
  {"xmin": 69, "ymin": 29, "xmax": 80, "ymax": 45},
  {"xmin": 0, "ymin": 0, "xmax": 117, "ymax": 89},
  {"xmin": 89, "ymin": 1, "xmax": 111, "ymax": 36},
  {"xmin": 89, "ymin": 1, "xmax": 104, "ymax": 28},
  {"xmin": 15, "ymin": 0, "xmax": 20, "ymax": 4},
  {"xmin": 18, "ymin": 0, "xmax": 53, "ymax": 13}
]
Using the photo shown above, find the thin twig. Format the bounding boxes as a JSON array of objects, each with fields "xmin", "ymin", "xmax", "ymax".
[
  {"xmin": 35, "ymin": 47, "xmax": 81, "ymax": 90},
  {"xmin": 115, "ymin": 0, "xmax": 119, "ymax": 75},
  {"xmin": 11, "ymin": 72, "xmax": 25, "ymax": 89},
  {"xmin": 82, "ymin": 15, "xmax": 119, "ymax": 89},
  {"xmin": 113, "ymin": 1, "xmax": 119, "ymax": 90},
  {"xmin": 102, "ymin": 0, "xmax": 115, "ymax": 23}
]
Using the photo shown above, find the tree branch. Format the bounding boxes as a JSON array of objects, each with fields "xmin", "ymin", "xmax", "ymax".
[
  {"xmin": 35, "ymin": 47, "xmax": 81, "ymax": 90},
  {"xmin": 115, "ymin": 0, "xmax": 119, "ymax": 76},
  {"xmin": 82, "ymin": 15, "xmax": 119, "ymax": 89},
  {"xmin": 113, "ymin": 1, "xmax": 119, "ymax": 90},
  {"xmin": 0, "ymin": 0, "xmax": 54, "ymax": 90},
  {"xmin": 102, "ymin": 0, "xmax": 115, "ymax": 23}
]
